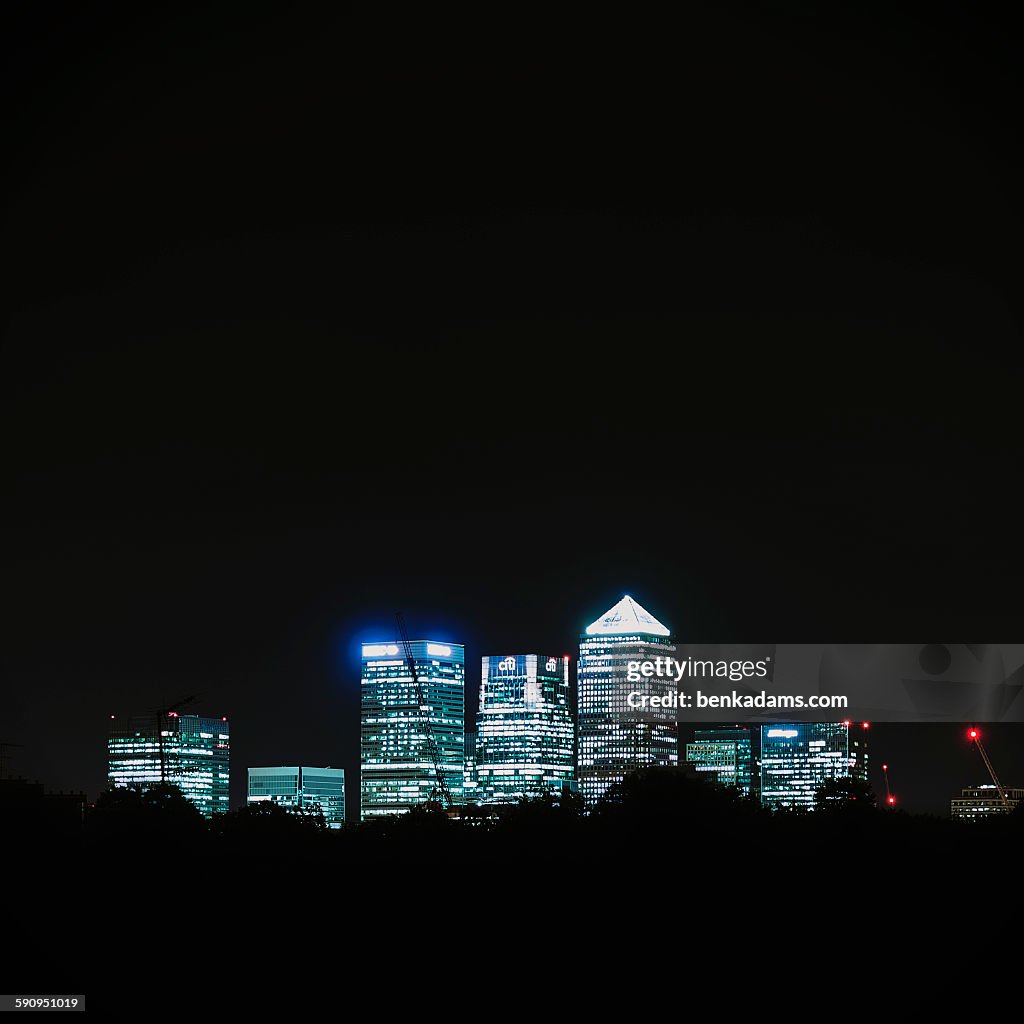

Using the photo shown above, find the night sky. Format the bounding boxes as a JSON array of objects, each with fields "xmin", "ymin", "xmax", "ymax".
[{"xmin": 4, "ymin": 4, "xmax": 1022, "ymax": 818}]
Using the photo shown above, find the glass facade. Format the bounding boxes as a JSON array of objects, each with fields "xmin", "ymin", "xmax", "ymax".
[
  {"xmin": 950, "ymin": 785, "xmax": 1023, "ymax": 821},
  {"xmin": 360, "ymin": 640, "xmax": 465, "ymax": 818},
  {"xmin": 577, "ymin": 596, "xmax": 676, "ymax": 806},
  {"xmin": 686, "ymin": 726, "xmax": 756, "ymax": 797},
  {"xmin": 464, "ymin": 732, "xmax": 479, "ymax": 804},
  {"xmin": 476, "ymin": 654, "xmax": 575, "ymax": 804},
  {"xmin": 107, "ymin": 713, "xmax": 230, "ymax": 818},
  {"xmin": 759, "ymin": 722, "xmax": 869, "ymax": 810},
  {"xmin": 247, "ymin": 766, "xmax": 346, "ymax": 828}
]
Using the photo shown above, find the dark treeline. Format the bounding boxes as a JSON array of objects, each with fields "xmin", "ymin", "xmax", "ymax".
[
  {"xmin": 66, "ymin": 769, "xmax": 1024, "ymax": 855},
  {"xmin": 12, "ymin": 768, "xmax": 1024, "ymax": 868},
  {"xmin": 8, "ymin": 770, "xmax": 1019, "ymax": 1009}
]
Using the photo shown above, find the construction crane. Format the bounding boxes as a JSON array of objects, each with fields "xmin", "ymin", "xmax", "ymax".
[
  {"xmin": 881, "ymin": 762, "xmax": 896, "ymax": 807},
  {"xmin": 967, "ymin": 727, "xmax": 1011, "ymax": 812},
  {"xmin": 148, "ymin": 695, "xmax": 199, "ymax": 785},
  {"xmin": 395, "ymin": 613, "xmax": 453, "ymax": 809}
]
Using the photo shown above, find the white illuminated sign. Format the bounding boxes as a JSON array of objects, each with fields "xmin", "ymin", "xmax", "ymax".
[
  {"xmin": 766, "ymin": 729, "xmax": 799, "ymax": 738},
  {"xmin": 363, "ymin": 644, "xmax": 400, "ymax": 657},
  {"xmin": 498, "ymin": 656, "xmax": 516, "ymax": 671},
  {"xmin": 426, "ymin": 643, "xmax": 452, "ymax": 657},
  {"xmin": 545, "ymin": 658, "xmax": 557, "ymax": 672}
]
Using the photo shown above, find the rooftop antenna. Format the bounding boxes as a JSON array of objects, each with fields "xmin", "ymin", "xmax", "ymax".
[{"xmin": 144, "ymin": 696, "xmax": 199, "ymax": 784}]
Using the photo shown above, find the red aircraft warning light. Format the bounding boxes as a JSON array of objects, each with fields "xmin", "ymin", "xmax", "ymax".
[
  {"xmin": 968, "ymin": 727, "xmax": 980, "ymax": 741},
  {"xmin": 861, "ymin": 722, "xmax": 870, "ymax": 729},
  {"xmin": 887, "ymin": 795, "xmax": 896, "ymax": 806}
]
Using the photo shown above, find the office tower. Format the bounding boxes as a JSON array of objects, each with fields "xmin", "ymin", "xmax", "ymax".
[
  {"xmin": 759, "ymin": 721, "xmax": 869, "ymax": 810},
  {"xmin": 686, "ymin": 725, "xmax": 756, "ymax": 798},
  {"xmin": 247, "ymin": 766, "xmax": 346, "ymax": 828},
  {"xmin": 107, "ymin": 713, "xmax": 230, "ymax": 818},
  {"xmin": 950, "ymin": 784, "xmax": 1023, "ymax": 821},
  {"xmin": 476, "ymin": 654, "xmax": 575, "ymax": 804},
  {"xmin": 577, "ymin": 595, "xmax": 676, "ymax": 806},
  {"xmin": 360, "ymin": 639, "xmax": 465, "ymax": 819},
  {"xmin": 464, "ymin": 732, "xmax": 479, "ymax": 804}
]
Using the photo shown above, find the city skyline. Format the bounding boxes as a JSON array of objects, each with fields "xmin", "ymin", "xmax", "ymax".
[
  {"xmin": 5, "ymin": 4, "xmax": 1022, "ymax": 1011},
  {"xmin": 5, "ymin": 5, "xmax": 1022, "ymax": 825},
  {"xmin": 77, "ymin": 615, "xmax": 1024, "ymax": 819}
]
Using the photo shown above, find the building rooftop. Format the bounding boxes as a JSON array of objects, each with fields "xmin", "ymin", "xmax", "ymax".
[{"xmin": 585, "ymin": 594, "xmax": 671, "ymax": 637}]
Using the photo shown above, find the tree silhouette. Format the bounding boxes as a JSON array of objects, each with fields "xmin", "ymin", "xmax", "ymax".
[
  {"xmin": 595, "ymin": 766, "xmax": 761, "ymax": 823},
  {"xmin": 211, "ymin": 798, "xmax": 328, "ymax": 839},
  {"xmin": 813, "ymin": 776, "xmax": 878, "ymax": 814},
  {"xmin": 89, "ymin": 783, "xmax": 206, "ymax": 838}
]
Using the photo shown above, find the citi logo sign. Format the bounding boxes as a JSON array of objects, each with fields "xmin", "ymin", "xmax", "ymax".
[
  {"xmin": 498, "ymin": 657, "xmax": 516, "ymax": 672},
  {"xmin": 545, "ymin": 658, "xmax": 558, "ymax": 672}
]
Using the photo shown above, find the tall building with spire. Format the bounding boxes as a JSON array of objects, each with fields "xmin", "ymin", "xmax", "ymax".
[{"xmin": 577, "ymin": 595, "xmax": 676, "ymax": 805}]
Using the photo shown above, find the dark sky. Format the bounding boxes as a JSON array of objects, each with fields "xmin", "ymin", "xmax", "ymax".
[{"xmin": 3, "ymin": 3, "xmax": 1022, "ymax": 816}]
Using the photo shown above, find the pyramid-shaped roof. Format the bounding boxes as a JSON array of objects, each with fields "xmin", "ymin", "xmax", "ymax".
[{"xmin": 585, "ymin": 595, "xmax": 671, "ymax": 637}]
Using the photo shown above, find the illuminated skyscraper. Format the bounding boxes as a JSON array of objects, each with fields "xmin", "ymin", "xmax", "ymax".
[
  {"xmin": 686, "ymin": 725, "xmax": 756, "ymax": 798},
  {"xmin": 759, "ymin": 721, "xmax": 869, "ymax": 810},
  {"xmin": 107, "ymin": 713, "xmax": 230, "ymax": 818},
  {"xmin": 476, "ymin": 654, "xmax": 575, "ymax": 804},
  {"xmin": 360, "ymin": 640, "xmax": 465, "ymax": 819},
  {"xmin": 577, "ymin": 595, "xmax": 676, "ymax": 805},
  {"xmin": 247, "ymin": 766, "xmax": 346, "ymax": 828}
]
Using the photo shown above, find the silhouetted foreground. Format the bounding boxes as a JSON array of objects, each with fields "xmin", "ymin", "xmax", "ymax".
[{"xmin": 7, "ymin": 770, "xmax": 1020, "ymax": 1009}]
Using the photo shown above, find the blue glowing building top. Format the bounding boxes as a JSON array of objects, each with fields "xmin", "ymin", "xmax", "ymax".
[{"xmin": 360, "ymin": 639, "xmax": 465, "ymax": 818}]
